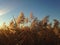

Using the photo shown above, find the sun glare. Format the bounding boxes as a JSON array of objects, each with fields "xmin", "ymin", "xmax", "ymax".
[
  {"xmin": 0, "ymin": 9, "xmax": 9, "ymax": 16},
  {"xmin": 0, "ymin": 10, "xmax": 5, "ymax": 15}
]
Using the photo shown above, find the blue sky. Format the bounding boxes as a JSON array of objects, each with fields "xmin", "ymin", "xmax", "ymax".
[{"xmin": 0, "ymin": 0, "xmax": 60, "ymax": 25}]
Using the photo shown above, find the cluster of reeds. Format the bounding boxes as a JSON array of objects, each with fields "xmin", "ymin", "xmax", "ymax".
[{"xmin": 0, "ymin": 12, "xmax": 60, "ymax": 45}]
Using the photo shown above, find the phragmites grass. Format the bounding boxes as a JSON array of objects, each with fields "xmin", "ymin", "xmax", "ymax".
[{"xmin": 0, "ymin": 12, "xmax": 60, "ymax": 45}]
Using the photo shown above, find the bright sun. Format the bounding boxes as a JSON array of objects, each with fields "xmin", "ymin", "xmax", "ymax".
[
  {"xmin": 0, "ymin": 12, "xmax": 5, "ymax": 16},
  {"xmin": 0, "ymin": 10, "xmax": 6, "ymax": 16},
  {"xmin": 0, "ymin": 9, "xmax": 9, "ymax": 16}
]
